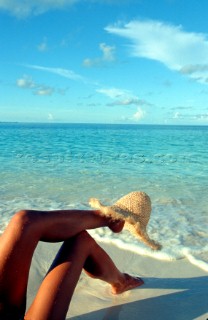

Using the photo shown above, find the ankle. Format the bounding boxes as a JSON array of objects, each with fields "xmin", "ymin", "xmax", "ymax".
[
  {"xmin": 111, "ymin": 273, "xmax": 144, "ymax": 295},
  {"xmin": 111, "ymin": 272, "xmax": 125, "ymax": 287}
]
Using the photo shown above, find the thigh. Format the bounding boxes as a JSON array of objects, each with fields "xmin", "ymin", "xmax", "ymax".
[
  {"xmin": 25, "ymin": 232, "xmax": 92, "ymax": 320},
  {"xmin": 0, "ymin": 212, "xmax": 40, "ymax": 318}
]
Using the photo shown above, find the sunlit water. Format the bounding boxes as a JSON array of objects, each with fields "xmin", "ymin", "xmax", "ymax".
[{"xmin": 0, "ymin": 123, "xmax": 207, "ymax": 271}]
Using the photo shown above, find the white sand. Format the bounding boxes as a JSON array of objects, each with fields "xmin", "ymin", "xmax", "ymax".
[{"xmin": 27, "ymin": 242, "xmax": 208, "ymax": 320}]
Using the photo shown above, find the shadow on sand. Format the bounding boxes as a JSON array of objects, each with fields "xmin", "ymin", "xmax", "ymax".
[{"xmin": 68, "ymin": 276, "xmax": 208, "ymax": 320}]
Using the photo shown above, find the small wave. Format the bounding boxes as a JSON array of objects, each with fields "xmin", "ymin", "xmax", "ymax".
[
  {"xmin": 182, "ymin": 248, "xmax": 208, "ymax": 272},
  {"xmin": 1, "ymin": 196, "xmax": 207, "ymax": 273},
  {"xmin": 89, "ymin": 228, "xmax": 208, "ymax": 272}
]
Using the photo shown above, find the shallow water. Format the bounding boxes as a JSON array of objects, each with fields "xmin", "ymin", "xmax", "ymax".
[{"xmin": 0, "ymin": 123, "xmax": 207, "ymax": 271}]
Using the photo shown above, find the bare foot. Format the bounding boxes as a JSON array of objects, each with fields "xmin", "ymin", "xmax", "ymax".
[
  {"xmin": 94, "ymin": 210, "xmax": 125, "ymax": 233},
  {"xmin": 111, "ymin": 273, "xmax": 144, "ymax": 294},
  {"xmin": 108, "ymin": 219, "xmax": 125, "ymax": 233}
]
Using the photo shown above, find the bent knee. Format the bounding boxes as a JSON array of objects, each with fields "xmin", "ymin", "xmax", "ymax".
[
  {"xmin": 13, "ymin": 209, "xmax": 32, "ymax": 224},
  {"xmin": 11, "ymin": 210, "xmax": 39, "ymax": 232},
  {"xmin": 73, "ymin": 231, "xmax": 97, "ymax": 248},
  {"xmin": 76, "ymin": 230, "xmax": 94, "ymax": 241},
  {"xmin": 6, "ymin": 210, "xmax": 42, "ymax": 244}
]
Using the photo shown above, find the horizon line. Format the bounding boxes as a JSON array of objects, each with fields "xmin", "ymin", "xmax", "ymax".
[{"xmin": 0, "ymin": 121, "xmax": 208, "ymax": 127}]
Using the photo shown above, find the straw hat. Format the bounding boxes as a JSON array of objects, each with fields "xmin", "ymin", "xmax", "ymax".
[{"xmin": 89, "ymin": 191, "xmax": 162, "ymax": 250}]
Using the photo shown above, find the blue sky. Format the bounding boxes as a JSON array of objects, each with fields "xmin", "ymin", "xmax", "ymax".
[{"xmin": 1, "ymin": 0, "xmax": 208, "ymax": 124}]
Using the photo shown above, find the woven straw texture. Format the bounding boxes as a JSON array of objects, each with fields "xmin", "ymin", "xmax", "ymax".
[{"xmin": 89, "ymin": 191, "xmax": 162, "ymax": 250}]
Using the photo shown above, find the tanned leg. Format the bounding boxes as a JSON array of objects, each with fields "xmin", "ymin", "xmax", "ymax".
[
  {"xmin": 25, "ymin": 231, "xmax": 143, "ymax": 320},
  {"xmin": 25, "ymin": 232, "xmax": 94, "ymax": 320},
  {"xmin": 83, "ymin": 236, "xmax": 144, "ymax": 295},
  {"xmin": 0, "ymin": 209, "xmax": 123, "ymax": 319}
]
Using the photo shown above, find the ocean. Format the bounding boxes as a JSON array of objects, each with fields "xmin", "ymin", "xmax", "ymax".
[{"xmin": 0, "ymin": 122, "xmax": 207, "ymax": 272}]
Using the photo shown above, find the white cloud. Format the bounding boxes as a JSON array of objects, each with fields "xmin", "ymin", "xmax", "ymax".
[
  {"xmin": 105, "ymin": 19, "xmax": 208, "ymax": 84},
  {"xmin": 108, "ymin": 97, "xmax": 152, "ymax": 107},
  {"xmin": 26, "ymin": 64, "xmax": 85, "ymax": 82},
  {"xmin": 0, "ymin": 0, "xmax": 78, "ymax": 18},
  {"xmin": 170, "ymin": 111, "xmax": 208, "ymax": 122},
  {"xmin": 180, "ymin": 64, "xmax": 208, "ymax": 75},
  {"xmin": 96, "ymin": 87, "xmax": 129, "ymax": 99},
  {"xmin": 196, "ymin": 113, "xmax": 208, "ymax": 120},
  {"xmin": 0, "ymin": 0, "xmax": 127, "ymax": 18},
  {"xmin": 16, "ymin": 75, "xmax": 57, "ymax": 96},
  {"xmin": 132, "ymin": 107, "xmax": 145, "ymax": 121},
  {"xmin": 48, "ymin": 113, "xmax": 54, "ymax": 121},
  {"xmin": 100, "ymin": 43, "xmax": 115, "ymax": 61},
  {"xmin": 38, "ymin": 38, "xmax": 48, "ymax": 52},
  {"xmin": 173, "ymin": 111, "xmax": 180, "ymax": 119},
  {"xmin": 16, "ymin": 75, "xmax": 36, "ymax": 88},
  {"xmin": 33, "ymin": 86, "xmax": 54, "ymax": 96},
  {"xmin": 83, "ymin": 43, "xmax": 116, "ymax": 67},
  {"xmin": 97, "ymin": 86, "xmax": 152, "ymax": 108}
]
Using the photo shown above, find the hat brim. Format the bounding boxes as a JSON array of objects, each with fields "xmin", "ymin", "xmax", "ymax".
[{"xmin": 89, "ymin": 197, "xmax": 162, "ymax": 250}]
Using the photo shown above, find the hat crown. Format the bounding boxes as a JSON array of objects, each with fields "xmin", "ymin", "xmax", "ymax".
[
  {"xmin": 89, "ymin": 191, "xmax": 161, "ymax": 250},
  {"xmin": 112, "ymin": 191, "xmax": 151, "ymax": 227}
]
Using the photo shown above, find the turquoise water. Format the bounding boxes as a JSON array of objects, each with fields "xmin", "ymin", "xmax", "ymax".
[{"xmin": 0, "ymin": 123, "xmax": 207, "ymax": 271}]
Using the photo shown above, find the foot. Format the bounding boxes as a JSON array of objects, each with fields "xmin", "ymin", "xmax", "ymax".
[
  {"xmin": 108, "ymin": 219, "xmax": 125, "ymax": 233},
  {"xmin": 94, "ymin": 210, "xmax": 125, "ymax": 233},
  {"xmin": 111, "ymin": 273, "xmax": 144, "ymax": 294}
]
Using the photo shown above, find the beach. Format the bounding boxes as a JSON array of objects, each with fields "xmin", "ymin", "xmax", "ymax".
[
  {"xmin": 2, "ymin": 0, "xmax": 208, "ymax": 316},
  {"xmin": 0, "ymin": 123, "xmax": 207, "ymax": 319},
  {"xmin": 26, "ymin": 240, "xmax": 208, "ymax": 320}
]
